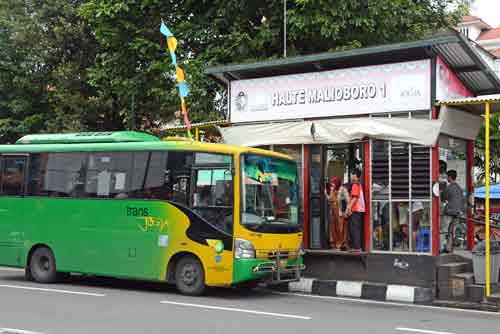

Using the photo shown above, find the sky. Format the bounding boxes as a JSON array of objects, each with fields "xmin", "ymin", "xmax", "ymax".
[{"xmin": 472, "ymin": 0, "xmax": 500, "ymax": 27}]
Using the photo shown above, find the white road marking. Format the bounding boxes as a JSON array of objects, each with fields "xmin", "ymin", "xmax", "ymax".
[
  {"xmin": 0, "ymin": 328, "xmax": 44, "ymax": 334},
  {"xmin": 0, "ymin": 267, "xmax": 24, "ymax": 272},
  {"xmin": 396, "ymin": 327, "xmax": 456, "ymax": 334},
  {"xmin": 0, "ymin": 284, "xmax": 105, "ymax": 297},
  {"xmin": 272, "ymin": 291, "xmax": 500, "ymax": 317},
  {"xmin": 160, "ymin": 300, "xmax": 312, "ymax": 320}
]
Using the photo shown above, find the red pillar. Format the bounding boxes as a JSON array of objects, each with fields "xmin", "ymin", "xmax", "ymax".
[
  {"xmin": 432, "ymin": 107, "xmax": 440, "ymax": 256},
  {"xmin": 303, "ymin": 145, "xmax": 310, "ymax": 249},
  {"xmin": 363, "ymin": 139, "xmax": 371, "ymax": 252},
  {"xmin": 466, "ymin": 140, "xmax": 475, "ymax": 250}
]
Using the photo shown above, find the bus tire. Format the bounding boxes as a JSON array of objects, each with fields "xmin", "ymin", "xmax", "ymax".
[
  {"xmin": 175, "ymin": 255, "xmax": 205, "ymax": 296},
  {"xmin": 29, "ymin": 247, "xmax": 58, "ymax": 284}
]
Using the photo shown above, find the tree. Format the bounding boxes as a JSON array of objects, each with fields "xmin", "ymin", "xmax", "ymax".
[
  {"xmin": 475, "ymin": 114, "xmax": 500, "ymax": 185},
  {"xmin": 79, "ymin": 0, "xmax": 467, "ymax": 128},
  {"xmin": 0, "ymin": 0, "xmax": 51, "ymax": 143},
  {"xmin": 0, "ymin": 0, "xmax": 121, "ymax": 143},
  {"xmin": 1, "ymin": 0, "xmax": 469, "ymax": 142}
]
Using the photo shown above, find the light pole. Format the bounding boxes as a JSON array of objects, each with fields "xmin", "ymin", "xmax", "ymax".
[{"xmin": 283, "ymin": 0, "xmax": 287, "ymax": 58}]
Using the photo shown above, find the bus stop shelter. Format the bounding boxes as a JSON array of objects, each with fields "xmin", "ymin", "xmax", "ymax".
[{"xmin": 438, "ymin": 95, "xmax": 500, "ymax": 296}]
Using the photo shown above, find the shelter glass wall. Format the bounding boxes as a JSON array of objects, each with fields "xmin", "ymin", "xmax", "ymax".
[{"xmin": 371, "ymin": 112, "xmax": 432, "ymax": 253}]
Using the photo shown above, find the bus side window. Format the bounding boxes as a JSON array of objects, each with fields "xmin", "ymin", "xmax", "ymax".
[
  {"xmin": 167, "ymin": 151, "xmax": 193, "ymax": 205},
  {"xmin": 86, "ymin": 152, "xmax": 133, "ymax": 198},
  {"xmin": 43, "ymin": 153, "xmax": 87, "ymax": 198},
  {"xmin": 128, "ymin": 150, "xmax": 194, "ymax": 202},
  {"xmin": 27, "ymin": 153, "xmax": 48, "ymax": 196},
  {"xmin": 0, "ymin": 157, "xmax": 2, "ymax": 195},
  {"xmin": 1, "ymin": 156, "xmax": 27, "ymax": 196}
]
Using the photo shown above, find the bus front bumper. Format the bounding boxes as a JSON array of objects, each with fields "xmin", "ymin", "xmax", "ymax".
[{"xmin": 233, "ymin": 257, "xmax": 305, "ymax": 285}]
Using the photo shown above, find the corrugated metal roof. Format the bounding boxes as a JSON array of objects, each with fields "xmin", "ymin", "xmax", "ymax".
[
  {"xmin": 206, "ymin": 30, "xmax": 500, "ymax": 96},
  {"xmin": 161, "ymin": 120, "xmax": 229, "ymax": 131},
  {"xmin": 437, "ymin": 94, "xmax": 500, "ymax": 114}
]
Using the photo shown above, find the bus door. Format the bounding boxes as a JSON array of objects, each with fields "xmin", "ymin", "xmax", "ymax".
[
  {"xmin": 0, "ymin": 155, "xmax": 27, "ymax": 266},
  {"xmin": 191, "ymin": 167, "xmax": 234, "ymax": 235}
]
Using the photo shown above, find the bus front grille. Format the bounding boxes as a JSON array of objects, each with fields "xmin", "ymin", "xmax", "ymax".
[{"xmin": 256, "ymin": 249, "xmax": 298, "ymax": 260}]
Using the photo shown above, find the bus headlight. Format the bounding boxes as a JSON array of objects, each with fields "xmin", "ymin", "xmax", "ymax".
[{"xmin": 234, "ymin": 238, "xmax": 256, "ymax": 259}]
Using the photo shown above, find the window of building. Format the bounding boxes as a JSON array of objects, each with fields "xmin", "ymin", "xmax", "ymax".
[
  {"xmin": 411, "ymin": 111, "xmax": 431, "ymax": 120},
  {"xmin": 1, "ymin": 156, "xmax": 27, "ymax": 196},
  {"xmin": 371, "ymin": 140, "xmax": 431, "ymax": 253},
  {"xmin": 460, "ymin": 27, "xmax": 469, "ymax": 38}
]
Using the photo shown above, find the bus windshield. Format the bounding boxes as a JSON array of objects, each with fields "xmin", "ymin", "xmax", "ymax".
[{"xmin": 241, "ymin": 154, "xmax": 300, "ymax": 233}]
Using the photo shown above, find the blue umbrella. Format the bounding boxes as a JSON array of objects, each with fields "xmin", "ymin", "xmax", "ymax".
[{"xmin": 475, "ymin": 184, "xmax": 500, "ymax": 199}]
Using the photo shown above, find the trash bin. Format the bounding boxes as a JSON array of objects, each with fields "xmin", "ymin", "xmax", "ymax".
[{"xmin": 472, "ymin": 241, "xmax": 500, "ymax": 284}]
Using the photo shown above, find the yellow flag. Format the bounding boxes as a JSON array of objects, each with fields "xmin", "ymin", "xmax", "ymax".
[
  {"xmin": 176, "ymin": 66, "xmax": 185, "ymax": 82},
  {"xmin": 181, "ymin": 98, "xmax": 187, "ymax": 114},
  {"xmin": 167, "ymin": 36, "xmax": 177, "ymax": 53}
]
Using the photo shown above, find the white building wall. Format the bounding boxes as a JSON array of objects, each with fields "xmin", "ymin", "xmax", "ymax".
[{"xmin": 469, "ymin": 25, "xmax": 483, "ymax": 41}]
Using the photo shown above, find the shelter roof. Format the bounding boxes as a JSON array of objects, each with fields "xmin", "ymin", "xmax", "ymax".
[
  {"xmin": 437, "ymin": 94, "xmax": 500, "ymax": 115},
  {"xmin": 207, "ymin": 30, "xmax": 500, "ymax": 96}
]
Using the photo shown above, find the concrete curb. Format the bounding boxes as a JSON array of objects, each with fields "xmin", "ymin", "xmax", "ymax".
[{"xmin": 289, "ymin": 278, "xmax": 433, "ymax": 305}]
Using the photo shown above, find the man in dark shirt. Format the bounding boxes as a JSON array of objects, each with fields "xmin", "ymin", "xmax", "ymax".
[{"xmin": 441, "ymin": 170, "xmax": 464, "ymax": 253}]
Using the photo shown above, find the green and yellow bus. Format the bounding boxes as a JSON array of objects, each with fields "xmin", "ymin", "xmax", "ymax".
[{"xmin": 0, "ymin": 131, "xmax": 303, "ymax": 295}]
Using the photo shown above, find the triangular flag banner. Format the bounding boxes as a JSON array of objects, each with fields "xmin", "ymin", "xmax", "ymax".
[
  {"xmin": 167, "ymin": 36, "xmax": 177, "ymax": 53},
  {"xmin": 160, "ymin": 21, "xmax": 173, "ymax": 37},
  {"xmin": 181, "ymin": 98, "xmax": 187, "ymax": 114},
  {"xmin": 170, "ymin": 52, "xmax": 177, "ymax": 66},
  {"xmin": 178, "ymin": 82, "xmax": 190, "ymax": 98},
  {"xmin": 176, "ymin": 66, "xmax": 185, "ymax": 83},
  {"xmin": 160, "ymin": 20, "xmax": 192, "ymax": 131},
  {"xmin": 183, "ymin": 111, "xmax": 191, "ymax": 128}
]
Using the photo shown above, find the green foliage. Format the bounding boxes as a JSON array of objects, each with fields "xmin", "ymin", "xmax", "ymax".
[
  {"xmin": 0, "ymin": 0, "xmax": 468, "ymax": 142},
  {"xmin": 475, "ymin": 114, "xmax": 500, "ymax": 185}
]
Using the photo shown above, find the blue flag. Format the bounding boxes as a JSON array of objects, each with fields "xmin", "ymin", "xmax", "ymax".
[
  {"xmin": 170, "ymin": 52, "xmax": 177, "ymax": 66},
  {"xmin": 160, "ymin": 21, "xmax": 173, "ymax": 37},
  {"xmin": 178, "ymin": 82, "xmax": 190, "ymax": 98}
]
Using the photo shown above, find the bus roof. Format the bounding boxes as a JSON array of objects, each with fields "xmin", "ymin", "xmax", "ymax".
[
  {"xmin": 16, "ymin": 131, "xmax": 160, "ymax": 145},
  {"xmin": 2, "ymin": 132, "xmax": 292, "ymax": 160}
]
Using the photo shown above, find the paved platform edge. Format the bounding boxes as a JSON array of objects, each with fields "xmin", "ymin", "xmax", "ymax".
[{"xmin": 288, "ymin": 278, "xmax": 434, "ymax": 305}]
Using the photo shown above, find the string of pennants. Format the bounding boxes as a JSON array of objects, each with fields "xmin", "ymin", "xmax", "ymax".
[{"xmin": 160, "ymin": 20, "xmax": 192, "ymax": 136}]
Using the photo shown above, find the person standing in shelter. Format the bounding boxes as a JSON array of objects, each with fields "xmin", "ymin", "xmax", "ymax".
[
  {"xmin": 325, "ymin": 176, "xmax": 350, "ymax": 250},
  {"xmin": 441, "ymin": 169, "xmax": 464, "ymax": 253},
  {"xmin": 348, "ymin": 169, "xmax": 365, "ymax": 252}
]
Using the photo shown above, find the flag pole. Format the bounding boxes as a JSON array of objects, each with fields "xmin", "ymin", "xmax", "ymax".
[{"xmin": 283, "ymin": 0, "xmax": 287, "ymax": 58}]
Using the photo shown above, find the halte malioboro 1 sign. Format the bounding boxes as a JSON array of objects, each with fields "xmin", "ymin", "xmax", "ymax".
[{"xmin": 230, "ymin": 59, "xmax": 431, "ymax": 123}]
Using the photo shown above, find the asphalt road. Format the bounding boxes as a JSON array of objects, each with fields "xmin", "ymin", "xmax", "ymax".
[{"xmin": 0, "ymin": 267, "xmax": 499, "ymax": 334}]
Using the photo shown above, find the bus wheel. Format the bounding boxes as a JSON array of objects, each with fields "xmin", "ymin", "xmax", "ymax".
[
  {"xmin": 175, "ymin": 255, "xmax": 205, "ymax": 296},
  {"xmin": 29, "ymin": 247, "xmax": 58, "ymax": 284}
]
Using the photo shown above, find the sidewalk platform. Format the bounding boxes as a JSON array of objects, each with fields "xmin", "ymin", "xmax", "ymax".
[{"xmin": 287, "ymin": 278, "xmax": 434, "ymax": 304}]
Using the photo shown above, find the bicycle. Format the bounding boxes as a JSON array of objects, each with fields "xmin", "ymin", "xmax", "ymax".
[
  {"xmin": 471, "ymin": 213, "xmax": 500, "ymax": 244},
  {"xmin": 445, "ymin": 213, "xmax": 468, "ymax": 253}
]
